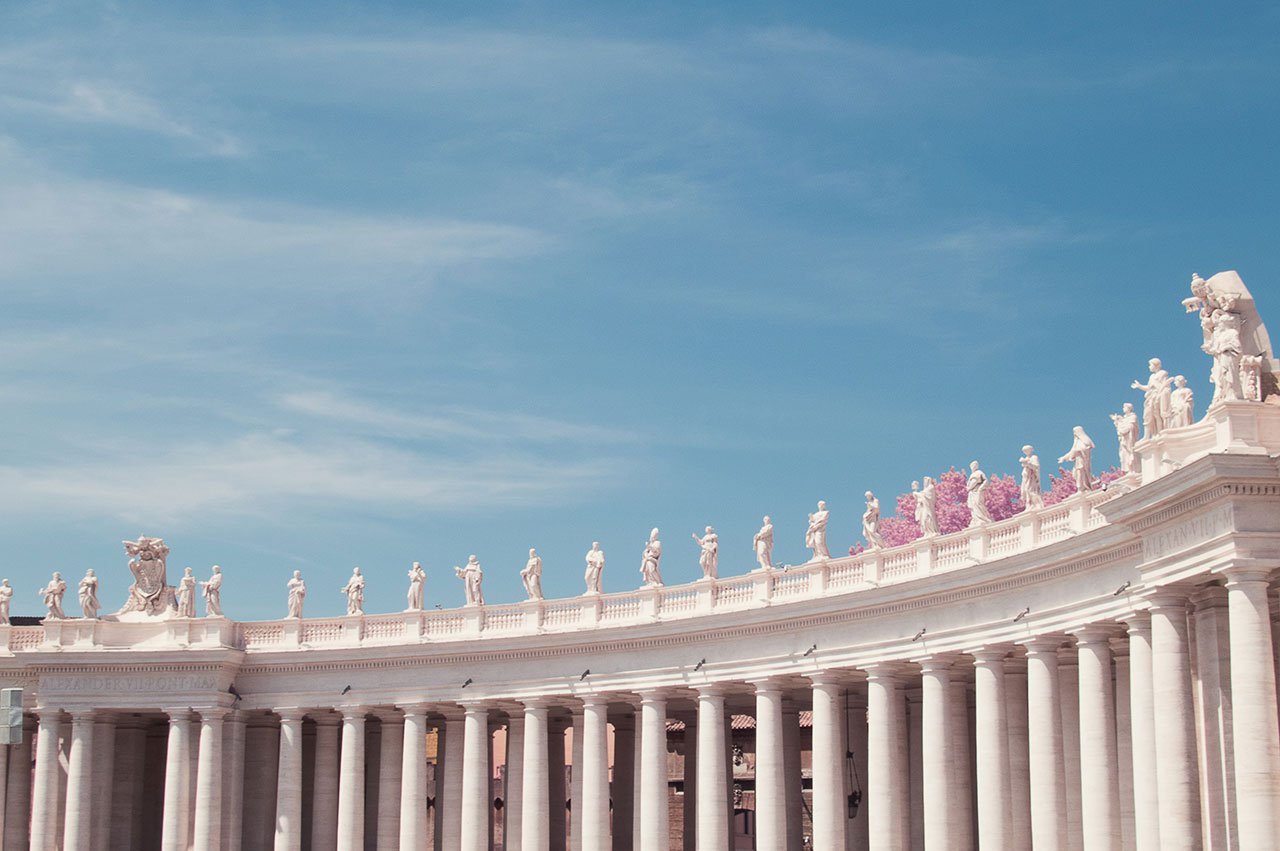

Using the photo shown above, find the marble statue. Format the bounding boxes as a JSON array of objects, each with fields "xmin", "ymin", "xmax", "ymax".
[
  {"xmin": 41, "ymin": 572, "xmax": 67, "ymax": 619},
  {"xmin": 753, "ymin": 517, "xmax": 774, "ymax": 570},
  {"xmin": 584, "ymin": 543, "xmax": 605, "ymax": 595},
  {"xmin": 521, "ymin": 550, "xmax": 543, "ymax": 601},
  {"xmin": 916, "ymin": 477, "xmax": 939, "ymax": 536},
  {"xmin": 1182, "ymin": 271, "xmax": 1278, "ymax": 403},
  {"xmin": 862, "ymin": 492, "xmax": 884, "ymax": 549},
  {"xmin": 342, "ymin": 567, "xmax": 365, "ymax": 616},
  {"xmin": 967, "ymin": 461, "xmax": 991, "ymax": 527},
  {"xmin": 287, "ymin": 571, "xmax": 306, "ymax": 618},
  {"xmin": 1059, "ymin": 426, "xmax": 1096, "ymax": 493},
  {"xmin": 1110, "ymin": 403, "xmax": 1140, "ymax": 474},
  {"xmin": 119, "ymin": 535, "xmax": 175, "ymax": 616},
  {"xmin": 1019, "ymin": 446, "xmax": 1043, "ymax": 510},
  {"xmin": 201, "ymin": 566, "xmax": 223, "ymax": 617},
  {"xmin": 693, "ymin": 527, "xmax": 719, "ymax": 579},
  {"xmin": 0, "ymin": 579, "xmax": 11, "ymax": 624},
  {"xmin": 806, "ymin": 501, "xmax": 831, "ymax": 560},
  {"xmin": 177, "ymin": 567, "xmax": 197, "ymax": 617},
  {"xmin": 406, "ymin": 562, "xmax": 426, "ymax": 611},
  {"xmin": 79, "ymin": 569, "xmax": 100, "ymax": 620},
  {"xmin": 1131, "ymin": 358, "xmax": 1172, "ymax": 438},
  {"xmin": 455, "ymin": 555, "xmax": 485, "ymax": 606},
  {"xmin": 1170, "ymin": 375, "xmax": 1195, "ymax": 428},
  {"xmin": 640, "ymin": 529, "xmax": 663, "ymax": 587}
]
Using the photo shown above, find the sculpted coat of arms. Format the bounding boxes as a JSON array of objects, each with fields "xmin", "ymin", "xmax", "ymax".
[{"xmin": 118, "ymin": 535, "xmax": 176, "ymax": 616}]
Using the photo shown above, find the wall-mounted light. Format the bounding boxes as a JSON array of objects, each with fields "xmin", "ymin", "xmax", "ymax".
[
  {"xmin": 803, "ymin": 644, "xmax": 817, "ymax": 657},
  {"xmin": 579, "ymin": 669, "xmax": 590, "ymax": 681},
  {"xmin": 1013, "ymin": 607, "xmax": 1030, "ymax": 623},
  {"xmin": 462, "ymin": 678, "xmax": 473, "ymax": 689},
  {"xmin": 694, "ymin": 658, "xmax": 706, "ymax": 672},
  {"xmin": 912, "ymin": 627, "xmax": 926, "ymax": 642},
  {"xmin": 1114, "ymin": 581, "xmax": 1132, "ymax": 596}
]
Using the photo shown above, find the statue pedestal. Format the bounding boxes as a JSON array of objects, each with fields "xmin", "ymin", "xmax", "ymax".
[
  {"xmin": 40, "ymin": 619, "xmax": 99, "ymax": 649},
  {"xmin": 0, "ymin": 625, "xmax": 12, "ymax": 656}
]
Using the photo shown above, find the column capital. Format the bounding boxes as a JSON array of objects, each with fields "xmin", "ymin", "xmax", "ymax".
[
  {"xmin": 435, "ymin": 705, "xmax": 466, "ymax": 721},
  {"xmin": 863, "ymin": 660, "xmax": 911, "ymax": 680},
  {"xmin": 804, "ymin": 669, "xmax": 854, "ymax": 687},
  {"xmin": 913, "ymin": 652, "xmax": 963, "ymax": 672},
  {"xmin": 459, "ymin": 701, "xmax": 490, "ymax": 716},
  {"xmin": 1144, "ymin": 588, "xmax": 1192, "ymax": 610},
  {"xmin": 310, "ymin": 710, "xmax": 342, "ymax": 726},
  {"xmin": 694, "ymin": 682, "xmax": 728, "ymax": 697},
  {"xmin": 162, "ymin": 707, "xmax": 195, "ymax": 721},
  {"xmin": 577, "ymin": 693, "xmax": 611, "ymax": 710},
  {"xmin": 67, "ymin": 708, "xmax": 97, "ymax": 724},
  {"xmin": 746, "ymin": 676, "xmax": 786, "ymax": 694},
  {"xmin": 276, "ymin": 707, "xmax": 307, "ymax": 723},
  {"xmin": 1189, "ymin": 583, "xmax": 1229, "ymax": 608},
  {"xmin": 636, "ymin": 688, "xmax": 672, "ymax": 704},
  {"xmin": 370, "ymin": 707, "xmax": 404, "ymax": 724},
  {"xmin": 337, "ymin": 704, "xmax": 370, "ymax": 720},
  {"xmin": 196, "ymin": 706, "xmax": 230, "ymax": 722},
  {"xmin": 968, "ymin": 644, "xmax": 1016, "ymax": 663},
  {"xmin": 1120, "ymin": 610, "xmax": 1151, "ymax": 634},
  {"xmin": 1017, "ymin": 633, "xmax": 1068, "ymax": 653},
  {"xmin": 1070, "ymin": 624, "xmax": 1124, "ymax": 645},
  {"xmin": 397, "ymin": 701, "xmax": 433, "ymax": 716},
  {"xmin": 1217, "ymin": 562, "xmax": 1279, "ymax": 587}
]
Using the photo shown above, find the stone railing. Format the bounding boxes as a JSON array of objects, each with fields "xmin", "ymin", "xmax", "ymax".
[{"xmin": 0, "ymin": 488, "xmax": 1114, "ymax": 654}]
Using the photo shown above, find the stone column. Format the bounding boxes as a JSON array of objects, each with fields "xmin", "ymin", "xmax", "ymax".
[
  {"xmin": 5, "ymin": 714, "xmax": 33, "ymax": 851},
  {"xmin": 1224, "ymin": 565, "xmax": 1280, "ymax": 848},
  {"xmin": 90, "ymin": 714, "xmax": 115, "ymax": 851},
  {"xmin": 809, "ymin": 673, "xmax": 847, "ymax": 851},
  {"xmin": 610, "ymin": 710, "xmax": 634, "ymax": 851},
  {"xmin": 918, "ymin": 655, "xmax": 956, "ymax": 849},
  {"xmin": 397, "ymin": 705, "xmax": 430, "ymax": 849},
  {"xmin": 1149, "ymin": 592, "xmax": 1203, "ymax": 846},
  {"xmin": 950, "ymin": 675, "xmax": 974, "ymax": 851},
  {"xmin": 193, "ymin": 707, "xmax": 227, "ymax": 851},
  {"xmin": 682, "ymin": 713, "xmax": 697, "ymax": 851},
  {"xmin": 1192, "ymin": 585, "xmax": 1235, "ymax": 850},
  {"xmin": 242, "ymin": 715, "xmax": 280, "ymax": 851},
  {"xmin": 1058, "ymin": 652, "xmax": 1082, "ymax": 851},
  {"xmin": 222, "ymin": 710, "xmax": 246, "ymax": 851},
  {"xmin": 569, "ymin": 707, "xmax": 584, "ymax": 851},
  {"xmin": 335, "ymin": 708, "xmax": 367, "ymax": 851},
  {"xmin": 1111, "ymin": 640, "xmax": 1135, "ymax": 851},
  {"xmin": 438, "ymin": 709, "xmax": 466, "ymax": 850},
  {"xmin": 1124, "ymin": 613, "xmax": 1160, "ymax": 851},
  {"xmin": 752, "ymin": 681, "xmax": 787, "ymax": 851},
  {"xmin": 310, "ymin": 713, "xmax": 341, "ymax": 851},
  {"xmin": 547, "ymin": 716, "xmax": 568, "ymax": 851},
  {"xmin": 274, "ymin": 709, "xmax": 305, "ymax": 851},
  {"xmin": 30, "ymin": 709, "xmax": 61, "ymax": 851},
  {"xmin": 782, "ymin": 703, "xmax": 804, "ymax": 851},
  {"xmin": 460, "ymin": 704, "xmax": 490, "ymax": 851},
  {"xmin": 1005, "ymin": 658, "xmax": 1032, "ymax": 851},
  {"xmin": 374, "ymin": 710, "xmax": 403, "ymax": 850},
  {"xmin": 580, "ymin": 697, "xmax": 610, "ymax": 850},
  {"xmin": 521, "ymin": 701, "xmax": 551, "ymax": 851},
  {"xmin": 906, "ymin": 689, "xmax": 924, "ymax": 851},
  {"xmin": 865, "ymin": 664, "xmax": 907, "ymax": 851},
  {"xmin": 1023, "ymin": 637, "xmax": 1067, "ymax": 851},
  {"xmin": 972, "ymin": 648, "xmax": 1012, "ymax": 850},
  {"xmin": 505, "ymin": 713, "xmax": 526, "ymax": 851},
  {"xmin": 638, "ymin": 691, "xmax": 670, "ymax": 851},
  {"xmin": 61, "ymin": 710, "xmax": 94, "ymax": 851},
  {"xmin": 160, "ymin": 710, "xmax": 193, "ymax": 851},
  {"xmin": 696, "ymin": 686, "xmax": 728, "ymax": 851},
  {"xmin": 1075, "ymin": 627, "xmax": 1121, "ymax": 850}
]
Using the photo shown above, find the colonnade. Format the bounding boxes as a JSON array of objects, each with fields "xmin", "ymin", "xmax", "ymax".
[{"xmin": 5, "ymin": 571, "xmax": 1280, "ymax": 850}]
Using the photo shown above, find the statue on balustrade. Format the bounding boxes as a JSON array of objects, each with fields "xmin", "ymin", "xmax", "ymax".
[
  {"xmin": 456, "ymin": 555, "xmax": 485, "ymax": 606},
  {"xmin": 1131, "ymin": 358, "xmax": 1172, "ymax": 438},
  {"xmin": 0, "ymin": 579, "xmax": 11, "ymax": 624},
  {"xmin": 640, "ymin": 529, "xmax": 663, "ymax": 587},
  {"xmin": 119, "ymin": 535, "xmax": 175, "ymax": 616},
  {"xmin": 753, "ymin": 516, "xmax": 774, "ymax": 570},
  {"xmin": 40, "ymin": 572, "xmax": 67, "ymax": 620},
  {"xmin": 806, "ymin": 501, "xmax": 831, "ymax": 560},
  {"xmin": 79, "ymin": 569, "xmax": 100, "ymax": 619},
  {"xmin": 1059, "ymin": 426, "xmax": 1095, "ymax": 493},
  {"xmin": 1110, "ymin": 402, "xmax": 1140, "ymax": 474},
  {"xmin": 342, "ymin": 567, "xmax": 365, "ymax": 616},
  {"xmin": 862, "ymin": 492, "xmax": 884, "ymax": 549},
  {"xmin": 1183, "ymin": 272, "xmax": 1276, "ymax": 404},
  {"xmin": 693, "ymin": 527, "xmax": 719, "ymax": 579},
  {"xmin": 584, "ymin": 542, "xmax": 605, "ymax": 595},
  {"xmin": 521, "ymin": 550, "xmax": 543, "ymax": 601},
  {"xmin": 916, "ymin": 478, "xmax": 939, "ymax": 537},
  {"xmin": 1170, "ymin": 375, "xmax": 1195, "ymax": 428},
  {"xmin": 287, "ymin": 570, "xmax": 306, "ymax": 618},
  {"xmin": 406, "ymin": 562, "xmax": 426, "ymax": 610},
  {"xmin": 967, "ymin": 461, "xmax": 992, "ymax": 527},
  {"xmin": 201, "ymin": 566, "xmax": 223, "ymax": 617},
  {"xmin": 1019, "ymin": 446, "xmax": 1043, "ymax": 510},
  {"xmin": 176, "ymin": 567, "xmax": 197, "ymax": 617}
]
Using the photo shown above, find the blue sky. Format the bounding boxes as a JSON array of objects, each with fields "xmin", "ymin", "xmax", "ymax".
[{"xmin": 1, "ymin": 2, "xmax": 1277, "ymax": 619}]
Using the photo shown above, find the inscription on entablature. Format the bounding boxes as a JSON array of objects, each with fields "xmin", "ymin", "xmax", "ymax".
[
  {"xmin": 1143, "ymin": 505, "xmax": 1234, "ymax": 562},
  {"xmin": 40, "ymin": 674, "xmax": 218, "ymax": 694}
]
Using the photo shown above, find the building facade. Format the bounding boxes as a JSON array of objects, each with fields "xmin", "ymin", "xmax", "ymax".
[{"xmin": 2, "ymin": 270, "xmax": 1280, "ymax": 850}]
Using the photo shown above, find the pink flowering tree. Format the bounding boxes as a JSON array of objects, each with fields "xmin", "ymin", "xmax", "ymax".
[{"xmin": 850, "ymin": 464, "xmax": 1119, "ymax": 554}]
